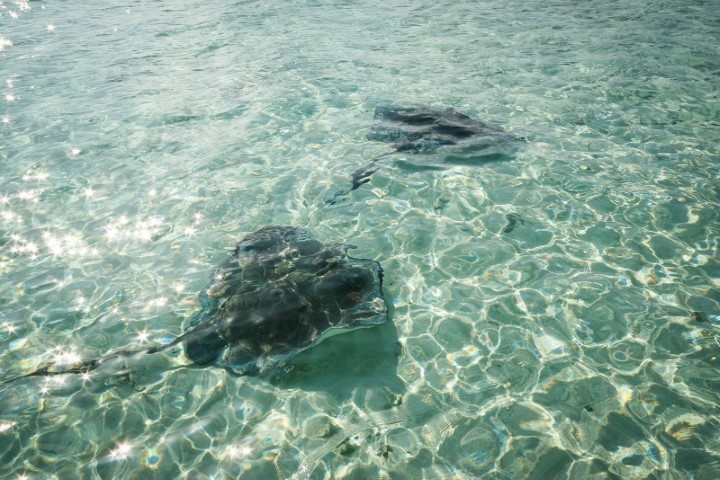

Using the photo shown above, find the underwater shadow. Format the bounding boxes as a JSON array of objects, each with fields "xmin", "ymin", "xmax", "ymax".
[{"xmin": 267, "ymin": 309, "xmax": 404, "ymax": 400}]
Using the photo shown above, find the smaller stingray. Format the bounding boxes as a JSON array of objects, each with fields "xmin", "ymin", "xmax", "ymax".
[
  {"xmin": 3, "ymin": 226, "xmax": 388, "ymax": 383},
  {"xmin": 367, "ymin": 106, "xmax": 515, "ymax": 153},
  {"xmin": 327, "ymin": 106, "xmax": 521, "ymax": 204}
]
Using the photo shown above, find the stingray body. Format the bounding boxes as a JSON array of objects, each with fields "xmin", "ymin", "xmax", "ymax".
[
  {"xmin": 367, "ymin": 106, "xmax": 517, "ymax": 153},
  {"xmin": 327, "ymin": 106, "xmax": 521, "ymax": 205},
  {"xmin": 182, "ymin": 226, "xmax": 388, "ymax": 375},
  {"xmin": 3, "ymin": 226, "xmax": 387, "ymax": 383}
]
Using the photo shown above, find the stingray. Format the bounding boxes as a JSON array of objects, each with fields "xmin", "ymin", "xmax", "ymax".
[
  {"xmin": 327, "ymin": 106, "xmax": 522, "ymax": 204},
  {"xmin": 2, "ymin": 226, "xmax": 388, "ymax": 383},
  {"xmin": 367, "ymin": 106, "xmax": 515, "ymax": 152}
]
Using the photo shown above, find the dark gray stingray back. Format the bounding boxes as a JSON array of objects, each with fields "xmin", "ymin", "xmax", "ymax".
[
  {"xmin": 367, "ymin": 106, "xmax": 519, "ymax": 153},
  {"xmin": 326, "ymin": 106, "xmax": 524, "ymax": 205},
  {"xmin": 184, "ymin": 226, "xmax": 387, "ymax": 376}
]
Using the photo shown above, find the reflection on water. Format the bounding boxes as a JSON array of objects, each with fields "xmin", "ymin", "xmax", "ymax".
[{"xmin": 2, "ymin": 0, "xmax": 720, "ymax": 478}]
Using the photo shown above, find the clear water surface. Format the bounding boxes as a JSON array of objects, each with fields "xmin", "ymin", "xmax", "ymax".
[{"xmin": 1, "ymin": 1, "xmax": 719, "ymax": 478}]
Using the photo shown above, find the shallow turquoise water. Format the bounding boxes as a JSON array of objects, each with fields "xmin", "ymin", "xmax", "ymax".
[{"xmin": 1, "ymin": 0, "xmax": 720, "ymax": 478}]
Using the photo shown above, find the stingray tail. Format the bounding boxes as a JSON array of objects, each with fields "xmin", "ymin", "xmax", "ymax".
[
  {"xmin": 1, "ymin": 334, "xmax": 188, "ymax": 385},
  {"xmin": 1, "ymin": 315, "xmax": 225, "ymax": 385},
  {"xmin": 325, "ymin": 150, "xmax": 395, "ymax": 206}
]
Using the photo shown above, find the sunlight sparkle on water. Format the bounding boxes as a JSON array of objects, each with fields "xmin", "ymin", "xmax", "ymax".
[
  {"xmin": 53, "ymin": 348, "xmax": 82, "ymax": 366},
  {"xmin": 148, "ymin": 297, "xmax": 167, "ymax": 308},
  {"xmin": 17, "ymin": 190, "xmax": 40, "ymax": 202},
  {"xmin": 0, "ymin": 421, "xmax": 17, "ymax": 433},
  {"xmin": 42, "ymin": 230, "xmax": 98, "ymax": 257},
  {"xmin": 0, "ymin": 211, "xmax": 16, "ymax": 223},
  {"xmin": 3, "ymin": 321, "xmax": 17, "ymax": 334},
  {"xmin": 22, "ymin": 171, "xmax": 48, "ymax": 182},
  {"xmin": 105, "ymin": 215, "xmax": 166, "ymax": 243},
  {"xmin": 111, "ymin": 441, "xmax": 133, "ymax": 461},
  {"xmin": 136, "ymin": 329, "xmax": 150, "ymax": 343},
  {"xmin": 0, "ymin": 37, "xmax": 12, "ymax": 51},
  {"xmin": 9, "ymin": 236, "xmax": 39, "ymax": 256},
  {"xmin": 40, "ymin": 375, "xmax": 67, "ymax": 388},
  {"xmin": 226, "ymin": 444, "xmax": 253, "ymax": 460},
  {"xmin": 52, "ymin": 376, "xmax": 67, "ymax": 386}
]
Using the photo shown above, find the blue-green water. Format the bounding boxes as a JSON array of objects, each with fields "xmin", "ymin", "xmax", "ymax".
[{"xmin": 1, "ymin": 0, "xmax": 720, "ymax": 478}]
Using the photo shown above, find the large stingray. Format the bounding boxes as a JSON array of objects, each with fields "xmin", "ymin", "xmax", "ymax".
[
  {"xmin": 183, "ymin": 225, "xmax": 387, "ymax": 375},
  {"xmin": 328, "ymin": 106, "xmax": 522, "ymax": 204},
  {"xmin": 3, "ymin": 226, "xmax": 388, "ymax": 382}
]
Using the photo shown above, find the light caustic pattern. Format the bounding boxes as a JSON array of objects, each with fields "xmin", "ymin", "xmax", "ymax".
[{"xmin": 1, "ymin": 1, "xmax": 720, "ymax": 479}]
